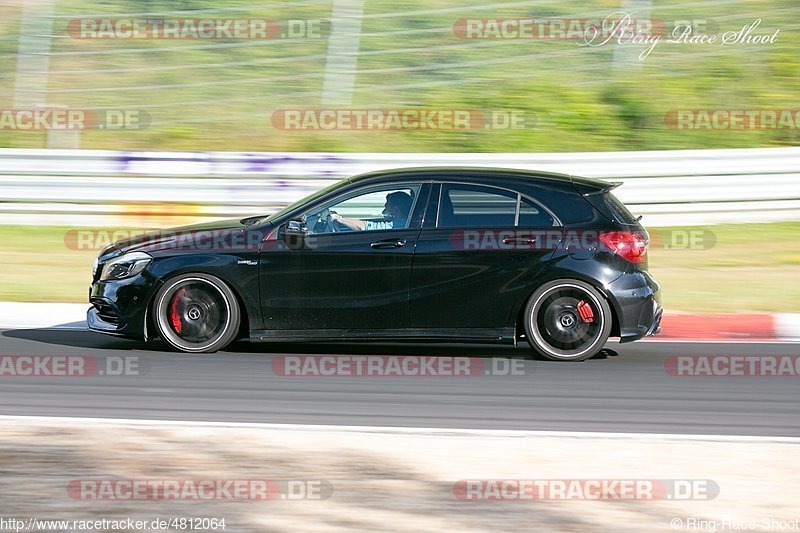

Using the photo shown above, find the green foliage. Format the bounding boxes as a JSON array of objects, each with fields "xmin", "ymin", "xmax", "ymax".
[{"xmin": 0, "ymin": 0, "xmax": 797, "ymax": 152}]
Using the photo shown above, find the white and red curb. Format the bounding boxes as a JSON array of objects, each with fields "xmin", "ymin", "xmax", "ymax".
[
  {"xmin": 659, "ymin": 313, "xmax": 800, "ymax": 341},
  {"xmin": 0, "ymin": 302, "xmax": 798, "ymax": 341}
]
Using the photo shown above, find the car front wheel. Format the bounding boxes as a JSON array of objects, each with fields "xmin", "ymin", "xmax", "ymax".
[
  {"xmin": 523, "ymin": 279, "xmax": 612, "ymax": 362},
  {"xmin": 153, "ymin": 273, "xmax": 241, "ymax": 353}
]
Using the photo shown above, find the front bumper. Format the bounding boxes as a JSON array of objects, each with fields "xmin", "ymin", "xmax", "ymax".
[
  {"xmin": 87, "ymin": 273, "xmax": 159, "ymax": 340},
  {"xmin": 607, "ymin": 269, "xmax": 663, "ymax": 343}
]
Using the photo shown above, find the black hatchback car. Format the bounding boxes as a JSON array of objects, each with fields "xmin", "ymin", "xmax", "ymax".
[{"xmin": 88, "ymin": 168, "xmax": 662, "ymax": 361}]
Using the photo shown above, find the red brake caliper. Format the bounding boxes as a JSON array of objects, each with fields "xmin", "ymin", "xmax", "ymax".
[
  {"xmin": 169, "ymin": 288, "xmax": 186, "ymax": 333},
  {"xmin": 577, "ymin": 300, "xmax": 594, "ymax": 323}
]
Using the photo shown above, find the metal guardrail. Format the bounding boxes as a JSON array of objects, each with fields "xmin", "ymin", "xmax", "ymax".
[{"xmin": 1, "ymin": 147, "xmax": 799, "ymax": 227}]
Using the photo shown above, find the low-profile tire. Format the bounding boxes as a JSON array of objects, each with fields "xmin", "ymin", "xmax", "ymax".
[
  {"xmin": 523, "ymin": 279, "xmax": 612, "ymax": 362},
  {"xmin": 153, "ymin": 273, "xmax": 240, "ymax": 353}
]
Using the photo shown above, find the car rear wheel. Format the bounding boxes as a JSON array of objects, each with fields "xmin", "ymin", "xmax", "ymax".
[
  {"xmin": 153, "ymin": 273, "xmax": 240, "ymax": 353},
  {"xmin": 523, "ymin": 279, "xmax": 612, "ymax": 362}
]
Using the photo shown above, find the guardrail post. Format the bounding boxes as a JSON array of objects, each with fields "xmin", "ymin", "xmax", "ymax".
[{"xmin": 321, "ymin": 0, "xmax": 365, "ymax": 106}]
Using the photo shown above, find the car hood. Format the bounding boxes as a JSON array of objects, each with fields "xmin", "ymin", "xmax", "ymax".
[{"xmin": 98, "ymin": 218, "xmax": 265, "ymax": 259}]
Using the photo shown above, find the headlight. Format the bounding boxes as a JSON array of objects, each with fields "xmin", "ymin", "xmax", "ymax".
[{"xmin": 100, "ymin": 252, "xmax": 152, "ymax": 281}]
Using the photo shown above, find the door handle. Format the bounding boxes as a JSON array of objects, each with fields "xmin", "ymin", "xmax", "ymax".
[
  {"xmin": 370, "ymin": 239, "xmax": 406, "ymax": 249},
  {"xmin": 502, "ymin": 236, "xmax": 537, "ymax": 246}
]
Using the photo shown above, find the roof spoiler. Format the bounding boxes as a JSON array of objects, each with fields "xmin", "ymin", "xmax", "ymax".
[{"xmin": 570, "ymin": 175, "xmax": 622, "ymax": 196}]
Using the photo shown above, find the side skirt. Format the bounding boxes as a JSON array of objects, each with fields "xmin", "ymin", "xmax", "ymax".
[{"xmin": 250, "ymin": 328, "xmax": 515, "ymax": 345}]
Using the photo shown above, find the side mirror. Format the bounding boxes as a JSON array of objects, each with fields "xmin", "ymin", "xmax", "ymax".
[{"xmin": 283, "ymin": 219, "xmax": 308, "ymax": 250}]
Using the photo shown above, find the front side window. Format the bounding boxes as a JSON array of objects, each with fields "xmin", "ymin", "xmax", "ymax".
[{"xmin": 304, "ymin": 184, "xmax": 420, "ymax": 235}]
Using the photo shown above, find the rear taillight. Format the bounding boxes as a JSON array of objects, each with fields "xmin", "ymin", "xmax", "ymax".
[{"xmin": 599, "ymin": 231, "xmax": 647, "ymax": 263}]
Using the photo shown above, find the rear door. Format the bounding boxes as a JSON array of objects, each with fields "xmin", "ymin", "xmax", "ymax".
[{"xmin": 409, "ymin": 181, "xmax": 562, "ymax": 330}]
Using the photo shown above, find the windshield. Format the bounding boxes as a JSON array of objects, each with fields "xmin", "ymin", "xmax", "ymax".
[{"xmin": 262, "ymin": 179, "xmax": 350, "ymax": 223}]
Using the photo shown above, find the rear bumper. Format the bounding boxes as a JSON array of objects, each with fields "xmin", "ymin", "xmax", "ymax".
[
  {"xmin": 607, "ymin": 269, "xmax": 663, "ymax": 343},
  {"xmin": 643, "ymin": 305, "xmax": 663, "ymax": 337}
]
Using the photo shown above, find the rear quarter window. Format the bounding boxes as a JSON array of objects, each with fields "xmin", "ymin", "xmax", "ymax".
[
  {"xmin": 518, "ymin": 196, "xmax": 556, "ymax": 227},
  {"xmin": 602, "ymin": 191, "xmax": 640, "ymax": 225},
  {"xmin": 524, "ymin": 185, "xmax": 596, "ymax": 225}
]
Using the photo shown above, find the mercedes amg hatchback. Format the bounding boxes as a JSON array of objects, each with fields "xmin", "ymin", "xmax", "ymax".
[{"xmin": 88, "ymin": 168, "xmax": 662, "ymax": 361}]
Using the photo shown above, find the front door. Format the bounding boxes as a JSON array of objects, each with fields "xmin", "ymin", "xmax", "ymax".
[{"xmin": 260, "ymin": 183, "xmax": 427, "ymax": 331}]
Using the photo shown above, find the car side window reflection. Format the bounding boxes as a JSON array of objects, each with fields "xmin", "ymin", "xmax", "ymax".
[
  {"xmin": 304, "ymin": 185, "xmax": 420, "ymax": 235},
  {"xmin": 437, "ymin": 184, "xmax": 556, "ymax": 228},
  {"xmin": 518, "ymin": 196, "xmax": 556, "ymax": 227},
  {"xmin": 438, "ymin": 184, "xmax": 517, "ymax": 228}
]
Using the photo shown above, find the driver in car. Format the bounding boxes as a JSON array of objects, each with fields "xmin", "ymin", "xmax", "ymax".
[{"xmin": 326, "ymin": 191, "xmax": 413, "ymax": 231}]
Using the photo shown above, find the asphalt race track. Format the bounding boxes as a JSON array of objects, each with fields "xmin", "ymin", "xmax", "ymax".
[{"xmin": 1, "ymin": 328, "xmax": 798, "ymax": 437}]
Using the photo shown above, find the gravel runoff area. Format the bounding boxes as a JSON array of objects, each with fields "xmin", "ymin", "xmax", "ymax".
[{"xmin": 0, "ymin": 418, "xmax": 797, "ymax": 532}]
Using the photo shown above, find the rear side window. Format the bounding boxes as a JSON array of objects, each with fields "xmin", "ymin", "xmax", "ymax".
[
  {"xmin": 437, "ymin": 184, "xmax": 556, "ymax": 228},
  {"xmin": 602, "ymin": 191, "xmax": 639, "ymax": 225},
  {"xmin": 439, "ymin": 185, "xmax": 516, "ymax": 228}
]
